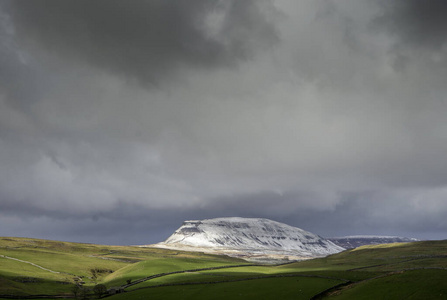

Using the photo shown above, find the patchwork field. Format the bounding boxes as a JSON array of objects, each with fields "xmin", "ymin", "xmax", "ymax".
[{"xmin": 1, "ymin": 237, "xmax": 447, "ymax": 299}]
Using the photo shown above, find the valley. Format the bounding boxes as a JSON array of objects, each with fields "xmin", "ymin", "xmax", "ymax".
[{"xmin": 1, "ymin": 237, "xmax": 447, "ymax": 299}]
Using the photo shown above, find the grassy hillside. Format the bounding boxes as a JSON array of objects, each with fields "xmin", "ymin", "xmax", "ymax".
[
  {"xmin": 0, "ymin": 237, "xmax": 244, "ymax": 298},
  {"xmin": 326, "ymin": 269, "xmax": 447, "ymax": 299},
  {"xmin": 1, "ymin": 237, "xmax": 447, "ymax": 299}
]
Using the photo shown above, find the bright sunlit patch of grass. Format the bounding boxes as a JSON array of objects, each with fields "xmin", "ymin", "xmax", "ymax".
[{"xmin": 2, "ymin": 238, "xmax": 447, "ymax": 299}]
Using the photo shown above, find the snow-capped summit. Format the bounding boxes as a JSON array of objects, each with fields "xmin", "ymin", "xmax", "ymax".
[
  {"xmin": 152, "ymin": 217, "xmax": 344, "ymax": 262},
  {"xmin": 328, "ymin": 235, "xmax": 419, "ymax": 249}
]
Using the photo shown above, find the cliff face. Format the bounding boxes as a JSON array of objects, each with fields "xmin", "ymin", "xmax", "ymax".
[{"xmin": 156, "ymin": 217, "xmax": 344, "ymax": 260}]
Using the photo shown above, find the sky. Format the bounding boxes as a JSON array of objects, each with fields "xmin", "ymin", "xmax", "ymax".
[{"xmin": 1, "ymin": 0, "xmax": 447, "ymax": 245}]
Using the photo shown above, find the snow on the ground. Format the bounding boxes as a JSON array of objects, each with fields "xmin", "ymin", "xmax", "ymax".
[{"xmin": 153, "ymin": 217, "xmax": 344, "ymax": 259}]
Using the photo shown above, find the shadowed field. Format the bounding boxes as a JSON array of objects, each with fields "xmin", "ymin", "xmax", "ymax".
[{"xmin": 1, "ymin": 237, "xmax": 447, "ymax": 299}]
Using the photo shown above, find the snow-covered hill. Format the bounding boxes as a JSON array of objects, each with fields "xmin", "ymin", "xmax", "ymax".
[
  {"xmin": 328, "ymin": 235, "xmax": 419, "ymax": 249},
  {"xmin": 151, "ymin": 217, "xmax": 344, "ymax": 262}
]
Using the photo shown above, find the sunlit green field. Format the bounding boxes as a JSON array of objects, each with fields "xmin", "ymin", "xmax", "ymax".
[{"xmin": 1, "ymin": 237, "xmax": 447, "ymax": 299}]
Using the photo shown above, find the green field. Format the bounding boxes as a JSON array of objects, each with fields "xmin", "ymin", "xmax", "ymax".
[{"xmin": 1, "ymin": 237, "xmax": 447, "ymax": 299}]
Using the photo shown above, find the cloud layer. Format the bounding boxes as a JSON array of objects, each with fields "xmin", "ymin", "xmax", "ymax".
[
  {"xmin": 1, "ymin": 0, "xmax": 447, "ymax": 244},
  {"xmin": 5, "ymin": 0, "xmax": 278, "ymax": 86}
]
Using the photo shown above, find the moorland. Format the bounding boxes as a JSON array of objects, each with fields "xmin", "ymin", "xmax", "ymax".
[{"xmin": 1, "ymin": 237, "xmax": 447, "ymax": 299}]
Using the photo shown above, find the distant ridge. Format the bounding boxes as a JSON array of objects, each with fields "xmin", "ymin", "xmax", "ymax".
[
  {"xmin": 328, "ymin": 235, "xmax": 419, "ymax": 249},
  {"xmin": 151, "ymin": 217, "xmax": 344, "ymax": 262}
]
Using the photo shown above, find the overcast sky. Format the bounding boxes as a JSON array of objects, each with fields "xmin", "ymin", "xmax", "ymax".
[{"xmin": 1, "ymin": 0, "xmax": 447, "ymax": 245}]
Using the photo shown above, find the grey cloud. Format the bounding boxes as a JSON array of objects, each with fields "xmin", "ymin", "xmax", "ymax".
[
  {"xmin": 0, "ymin": 9, "xmax": 42, "ymax": 113},
  {"xmin": 205, "ymin": 189, "xmax": 447, "ymax": 241},
  {"xmin": 375, "ymin": 0, "xmax": 447, "ymax": 50},
  {"xmin": 3, "ymin": 0, "xmax": 278, "ymax": 87},
  {"xmin": 1, "ymin": 1, "xmax": 447, "ymax": 245},
  {"xmin": 373, "ymin": 0, "xmax": 447, "ymax": 73},
  {"xmin": 2, "ymin": 188, "xmax": 446, "ymax": 245}
]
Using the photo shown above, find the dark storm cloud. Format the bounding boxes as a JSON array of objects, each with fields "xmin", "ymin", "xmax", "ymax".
[
  {"xmin": 0, "ymin": 9, "xmax": 46, "ymax": 113},
  {"xmin": 3, "ymin": 187, "xmax": 444, "ymax": 245},
  {"xmin": 1, "ymin": 0, "xmax": 447, "ymax": 245},
  {"xmin": 199, "ymin": 189, "xmax": 447, "ymax": 241},
  {"xmin": 373, "ymin": 0, "xmax": 447, "ymax": 72},
  {"xmin": 375, "ymin": 0, "xmax": 447, "ymax": 50},
  {"xmin": 4, "ymin": 0, "xmax": 278, "ymax": 86},
  {"xmin": 0, "ymin": 44, "xmax": 35, "ymax": 111}
]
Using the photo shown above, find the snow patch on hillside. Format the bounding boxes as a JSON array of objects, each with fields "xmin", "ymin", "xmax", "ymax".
[
  {"xmin": 151, "ymin": 217, "xmax": 344, "ymax": 262},
  {"xmin": 329, "ymin": 235, "xmax": 419, "ymax": 249}
]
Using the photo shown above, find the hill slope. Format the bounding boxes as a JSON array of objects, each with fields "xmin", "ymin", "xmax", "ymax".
[
  {"xmin": 2, "ymin": 237, "xmax": 447, "ymax": 299},
  {"xmin": 329, "ymin": 235, "xmax": 419, "ymax": 249},
  {"xmin": 153, "ymin": 217, "xmax": 344, "ymax": 261}
]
